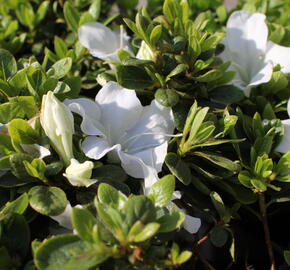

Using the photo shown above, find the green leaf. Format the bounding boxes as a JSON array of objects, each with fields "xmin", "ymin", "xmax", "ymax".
[
  {"xmin": 63, "ymin": 2, "xmax": 80, "ymax": 33},
  {"xmin": 284, "ymin": 250, "xmax": 290, "ymax": 266},
  {"xmin": 166, "ymin": 64, "xmax": 187, "ymax": 81},
  {"xmin": 72, "ymin": 208, "xmax": 98, "ymax": 243},
  {"xmin": 133, "ymin": 222, "xmax": 160, "ymax": 242},
  {"xmin": 210, "ymin": 192, "xmax": 230, "ymax": 223},
  {"xmin": 123, "ymin": 196, "xmax": 156, "ymax": 228},
  {"xmin": 15, "ymin": 2, "xmax": 35, "ymax": 30},
  {"xmin": 0, "ymin": 193, "xmax": 29, "ymax": 221},
  {"xmin": 194, "ymin": 151, "xmax": 240, "ymax": 172},
  {"xmin": 47, "ymin": 58, "xmax": 72, "ymax": 79},
  {"xmin": 118, "ymin": 0, "xmax": 138, "ymax": 9},
  {"xmin": 157, "ymin": 212, "xmax": 185, "ymax": 232},
  {"xmin": 276, "ymin": 152, "xmax": 290, "ymax": 175},
  {"xmin": 251, "ymin": 179, "xmax": 267, "ymax": 192},
  {"xmin": 89, "ymin": 0, "xmax": 101, "ymax": 20},
  {"xmin": 209, "ymin": 85, "xmax": 244, "ymax": 105},
  {"xmin": 210, "ymin": 225, "xmax": 228, "ymax": 247},
  {"xmin": 28, "ymin": 186, "xmax": 67, "ymax": 216},
  {"xmin": 35, "ymin": 235, "xmax": 106, "ymax": 270},
  {"xmin": 176, "ymin": 250, "xmax": 192, "ymax": 265},
  {"xmin": 188, "ymin": 107, "xmax": 209, "ymax": 142},
  {"xmin": 1, "ymin": 213, "xmax": 30, "ymax": 259},
  {"xmin": 54, "ymin": 36, "xmax": 68, "ymax": 58},
  {"xmin": 0, "ymin": 247, "xmax": 14, "ymax": 269},
  {"xmin": 98, "ymin": 183, "xmax": 127, "ymax": 210},
  {"xmin": 155, "ymin": 88, "xmax": 180, "ymax": 107},
  {"xmin": 8, "ymin": 119, "xmax": 38, "ymax": 151},
  {"xmin": 116, "ymin": 65, "xmax": 154, "ymax": 89},
  {"xmin": 150, "ymin": 25, "xmax": 162, "ymax": 47},
  {"xmin": 165, "ymin": 153, "xmax": 192, "ymax": 185},
  {"xmin": 0, "ymin": 134, "xmax": 14, "ymax": 155},
  {"xmin": 148, "ymin": 174, "xmax": 175, "ymax": 208},
  {"xmin": 95, "ymin": 202, "xmax": 124, "ymax": 233},
  {"xmin": 10, "ymin": 153, "xmax": 34, "ymax": 181},
  {"xmin": 0, "ymin": 49, "xmax": 17, "ymax": 80},
  {"xmin": 194, "ymin": 69, "xmax": 223, "ymax": 82},
  {"xmin": 35, "ymin": 1, "xmax": 49, "ymax": 25},
  {"xmin": 23, "ymin": 159, "xmax": 47, "ymax": 181},
  {"xmin": 93, "ymin": 165, "xmax": 127, "ymax": 182}
]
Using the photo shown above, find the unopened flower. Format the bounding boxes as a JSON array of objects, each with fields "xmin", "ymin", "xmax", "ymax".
[
  {"xmin": 276, "ymin": 99, "xmax": 290, "ymax": 153},
  {"xmin": 64, "ymin": 82, "xmax": 175, "ymax": 182},
  {"xmin": 63, "ymin": 158, "xmax": 96, "ymax": 187},
  {"xmin": 220, "ymin": 10, "xmax": 290, "ymax": 96},
  {"xmin": 78, "ymin": 22, "xmax": 131, "ymax": 62},
  {"xmin": 40, "ymin": 91, "xmax": 74, "ymax": 166},
  {"xmin": 136, "ymin": 41, "xmax": 155, "ymax": 60}
]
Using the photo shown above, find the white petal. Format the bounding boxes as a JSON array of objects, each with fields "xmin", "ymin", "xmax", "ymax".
[
  {"xmin": 64, "ymin": 98, "xmax": 105, "ymax": 136},
  {"xmin": 96, "ymin": 82, "xmax": 143, "ymax": 143},
  {"xmin": 226, "ymin": 11, "xmax": 268, "ymax": 54},
  {"xmin": 221, "ymin": 11, "xmax": 271, "ymax": 91},
  {"xmin": 132, "ymin": 141, "xmax": 168, "ymax": 173},
  {"xmin": 50, "ymin": 203, "xmax": 82, "ymax": 230},
  {"xmin": 78, "ymin": 22, "xmax": 120, "ymax": 61},
  {"xmin": 275, "ymin": 119, "xmax": 290, "ymax": 153},
  {"xmin": 248, "ymin": 61, "xmax": 273, "ymax": 87},
  {"xmin": 33, "ymin": 144, "xmax": 51, "ymax": 159},
  {"xmin": 82, "ymin": 136, "xmax": 117, "ymax": 160},
  {"xmin": 266, "ymin": 41, "xmax": 290, "ymax": 74},
  {"xmin": 120, "ymin": 100, "xmax": 174, "ymax": 154},
  {"xmin": 63, "ymin": 174, "xmax": 98, "ymax": 187},
  {"xmin": 117, "ymin": 148, "xmax": 158, "ymax": 181},
  {"xmin": 183, "ymin": 215, "xmax": 201, "ymax": 234}
]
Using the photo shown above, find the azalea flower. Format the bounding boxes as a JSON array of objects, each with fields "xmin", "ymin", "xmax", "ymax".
[
  {"xmin": 276, "ymin": 99, "xmax": 290, "ymax": 153},
  {"xmin": 78, "ymin": 22, "xmax": 131, "ymax": 62},
  {"xmin": 64, "ymin": 82, "xmax": 175, "ymax": 182},
  {"xmin": 40, "ymin": 91, "xmax": 74, "ymax": 166},
  {"xmin": 220, "ymin": 10, "xmax": 290, "ymax": 97}
]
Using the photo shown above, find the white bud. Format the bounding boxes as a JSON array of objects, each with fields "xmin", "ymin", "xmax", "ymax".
[
  {"xmin": 40, "ymin": 91, "xmax": 74, "ymax": 166},
  {"xmin": 136, "ymin": 41, "xmax": 155, "ymax": 61},
  {"xmin": 64, "ymin": 158, "xmax": 96, "ymax": 187}
]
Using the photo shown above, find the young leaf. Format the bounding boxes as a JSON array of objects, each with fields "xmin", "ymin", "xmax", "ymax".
[
  {"xmin": 72, "ymin": 208, "xmax": 98, "ymax": 243},
  {"xmin": 64, "ymin": 2, "xmax": 80, "ymax": 33},
  {"xmin": 148, "ymin": 174, "xmax": 175, "ymax": 208}
]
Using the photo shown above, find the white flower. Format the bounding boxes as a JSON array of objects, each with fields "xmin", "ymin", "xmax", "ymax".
[
  {"xmin": 63, "ymin": 158, "xmax": 96, "ymax": 187},
  {"xmin": 220, "ymin": 10, "xmax": 290, "ymax": 97},
  {"xmin": 276, "ymin": 99, "xmax": 290, "ymax": 153},
  {"xmin": 78, "ymin": 22, "xmax": 131, "ymax": 62},
  {"xmin": 40, "ymin": 91, "xmax": 74, "ymax": 166},
  {"xmin": 64, "ymin": 82, "xmax": 175, "ymax": 182}
]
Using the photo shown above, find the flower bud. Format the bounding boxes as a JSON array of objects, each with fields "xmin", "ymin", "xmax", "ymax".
[
  {"xmin": 136, "ymin": 41, "xmax": 155, "ymax": 61},
  {"xmin": 63, "ymin": 158, "xmax": 96, "ymax": 187},
  {"xmin": 40, "ymin": 91, "xmax": 74, "ymax": 166}
]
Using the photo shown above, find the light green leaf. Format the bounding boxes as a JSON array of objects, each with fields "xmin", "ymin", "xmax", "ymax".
[{"xmin": 148, "ymin": 174, "xmax": 175, "ymax": 208}]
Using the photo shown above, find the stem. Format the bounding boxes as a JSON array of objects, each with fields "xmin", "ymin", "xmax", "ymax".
[{"xmin": 259, "ymin": 193, "xmax": 276, "ymax": 270}]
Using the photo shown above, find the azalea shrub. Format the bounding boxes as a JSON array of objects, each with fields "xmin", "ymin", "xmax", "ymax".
[{"xmin": 0, "ymin": 0, "xmax": 290, "ymax": 270}]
